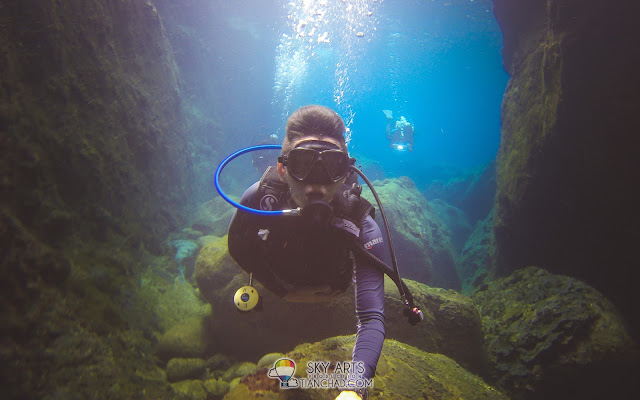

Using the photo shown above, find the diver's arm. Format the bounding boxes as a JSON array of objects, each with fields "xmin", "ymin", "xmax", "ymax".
[
  {"xmin": 227, "ymin": 183, "xmax": 289, "ymax": 297},
  {"xmin": 352, "ymin": 215, "xmax": 386, "ymax": 381}
]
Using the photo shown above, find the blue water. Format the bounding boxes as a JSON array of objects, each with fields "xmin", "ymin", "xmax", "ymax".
[{"xmin": 208, "ymin": 0, "xmax": 508, "ymax": 189}]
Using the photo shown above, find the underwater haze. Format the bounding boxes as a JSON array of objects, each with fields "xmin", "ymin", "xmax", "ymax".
[
  {"xmin": 4, "ymin": 0, "xmax": 640, "ymax": 398},
  {"xmin": 208, "ymin": 0, "xmax": 507, "ymax": 188}
]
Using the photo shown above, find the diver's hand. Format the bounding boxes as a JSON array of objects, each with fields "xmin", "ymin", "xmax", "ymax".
[
  {"xmin": 335, "ymin": 391, "xmax": 362, "ymax": 400},
  {"xmin": 283, "ymin": 285, "xmax": 340, "ymax": 302}
]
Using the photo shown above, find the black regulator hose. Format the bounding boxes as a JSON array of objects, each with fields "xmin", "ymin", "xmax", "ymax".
[{"xmin": 349, "ymin": 165, "xmax": 424, "ymax": 325}]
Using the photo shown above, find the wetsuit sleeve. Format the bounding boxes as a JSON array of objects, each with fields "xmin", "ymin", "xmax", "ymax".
[
  {"xmin": 227, "ymin": 183, "xmax": 288, "ymax": 296},
  {"xmin": 352, "ymin": 215, "xmax": 386, "ymax": 380}
]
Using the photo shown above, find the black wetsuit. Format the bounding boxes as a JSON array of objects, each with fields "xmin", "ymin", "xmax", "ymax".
[{"xmin": 228, "ymin": 181, "xmax": 386, "ymax": 380}]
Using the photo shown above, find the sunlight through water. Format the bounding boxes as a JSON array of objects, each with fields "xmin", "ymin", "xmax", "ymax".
[{"xmin": 272, "ymin": 0, "xmax": 383, "ymax": 145}]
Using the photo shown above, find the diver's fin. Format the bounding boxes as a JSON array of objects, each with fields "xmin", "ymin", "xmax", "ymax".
[{"xmin": 382, "ymin": 109, "xmax": 393, "ymax": 120}]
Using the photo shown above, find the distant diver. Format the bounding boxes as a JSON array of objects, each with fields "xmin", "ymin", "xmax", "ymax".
[
  {"xmin": 383, "ymin": 110, "xmax": 415, "ymax": 152},
  {"xmin": 215, "ymin": 105, "xmax": 423, "ymax": 400},
  {"xmin": 251, "ymin": 133, "xmax": 280, "ymax": 173}
]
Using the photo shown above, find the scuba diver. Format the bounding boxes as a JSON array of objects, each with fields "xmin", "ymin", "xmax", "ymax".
[
  {"xmin": 383, "ymin": 110, "xmax": 415, "ymax": 152},
  {"xmin": 251, "ymin": 133, "xmax": 280, "ymax": 173},
  {"xmin": 217, "ymin": 105, "xmax": 423, "ymax": 400}
]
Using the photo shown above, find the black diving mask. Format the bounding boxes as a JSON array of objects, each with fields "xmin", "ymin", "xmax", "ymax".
[{"xmin": 278, "ymin": 140, "xmax": 352, "ymax": 184}]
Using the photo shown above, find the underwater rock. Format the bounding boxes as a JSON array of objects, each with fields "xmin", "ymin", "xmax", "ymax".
[
  {"xmin": 193, "ymin": 236, "xmax": 240, "ymax": 304},
  {"xmin": 206, "ymin": 353, "xmax": 233, "ymax": 371},
  {"xmin": 0, "ymin": 208, "xmax": 71, "ymax": 288},
  {"xmin": 157, "ymin": 316, "xmax": 212, "ymax": 362},
  {"xmin": 226, "ymin": 335, "xmax": 508, "ymax": 400},
  {"xmin": 472, "ymin": 266, "xmax": 638, "ymax": 399},
  {"xmin": 195, "ymin": 243, "xmax": 485, "ymax": 372},
  {"xmin": 428, "ymin": 198, "xmax": 472, "ymax": 252},
  {"xmin": 493, "ymin": 0, "xmax": 640, "ymax": 339},
  {"xmin": 166, "ymin": 358, "xmax": 207, "ymax": 382},
  {"xmin": 458, "ymin": 160, "xmax": 496, "ymax": 223},
  {"xmin": 170, "ymin": 380, "xmax": 208, "ymax": 400},
  {"xmin": 203, "ymin": 377, "xmax": 230, "ymax": 398},
  {"xmin": 257, "ymin": 353, "xmax": 287, "ymax": 369},
  {"xmin": 458, "ymin": 209, "xmax": 495, "ymax": 294},
  {"xmin": 425, "ymin": 161, "xmax": 496, "ymax": 225},
  {"xmin": 384, "ymin": 277, "xmax": 486, "ymax": 373},
  {"xmin": 221, "ymin": 361, "xmax": 258, "ymax": 382},
  {"xmin": 189, "ymin": 197, "xmax": 236, "ymax": 237},
  {"xmin": 363, "ymin": 177, "xmax": 460, "ymax": 290}
]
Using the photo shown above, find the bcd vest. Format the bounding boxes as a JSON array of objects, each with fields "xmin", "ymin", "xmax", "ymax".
[{"xmin": 248, "ymin": 166, "xmax": 375, "ymax": 293}]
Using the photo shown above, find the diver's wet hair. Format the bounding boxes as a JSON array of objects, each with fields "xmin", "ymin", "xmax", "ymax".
[{"xmin": 282, "ymin": 105, "xmax": 347, "ymax": 154}]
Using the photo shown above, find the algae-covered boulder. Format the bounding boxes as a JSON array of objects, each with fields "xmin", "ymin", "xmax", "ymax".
[
  {"xmin": 193, "ymin": 236, "xmax": 239, "ymax": 304},
  {"xmin": 203, "ymin": 378, "xmax": 230, "ymax": 398},
  {"xmin": 189, "ymin": 197, "xmax": 236, "ymax": 237},
  {"xmin": 473, "ymin": 266, "xmax": 638, "ymax": 399},
  {"xmin": 384, "ymin": 277, "xmax": 486, "ymax": 373},
  {"xmin": 195, "ymin": 240, "xmax": 485, "ymax": 372},
  {"xmin": 493, "ymin": 0, "xmax": 640, "ymax": 340},
  {"xmin": 166, "ymin": 358, "xmax": 207, "ymax": 382},
  {"xmin": 157, "ymin": 316, "xmax": 212, "ymax": 362},
  {"xmin": 225, "ymin": 335, "xmax": 508, "ymax": 400},
  {"xmin": 362, "ymin": 177, "xmax": 460, "ymax": 290},
  {"xmin": 170, "ymin": 380, "xmax": 208, "ymax": 400}
]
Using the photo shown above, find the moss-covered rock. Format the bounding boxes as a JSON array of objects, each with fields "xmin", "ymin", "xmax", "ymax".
[
  {"xmin": 195, "ymin": 242, "xmax": 485, "ymax": 372},
  {"xmin": 258, "ymin": 353, "xmax": 287, "ymax": 369},
  {"xmin": 189, "ymin": 197, "xmax": 236, "ymax": 237},
  {"xmin": 171, "ymin": 380, "xmax": 208, "ymax": 400},
  {"xmin": 0, "ymin": 0, "xmax": 200, "ymax": 397},
  {"xmin": 362, "ymin": 177, "xmax": 460, "ymax": 290},
  {"xmin": 221, "ymin": 361, "xmax": 258, "ymax": 382},
  {"xmin": 383, "ymin": 277, "xmax": 486, "ymax": 373},
  {"xmin": 226, "ymin": 336, "xmax": 507, "ymax": 400},
  {"xmin": 473, "ymin": 266, "xmax": 638, "ymax": 399},
  {"xmin": 157, "ymin": 316, "xmax": 212, "ymax": 362},
  {"xmin": 493, "ymin": 0, "xmax": 640, "ymax": 340},
  {"xmin": 166, "ymin": 358, "xmax": 207, "ymax": 382},
  {"xmin": 203, "ymin": 377, "xmax": 230, "ymax": 398},
  {"xmin": 206, "ymin": 353, "xmax": 233, "ymax": 371},
  {"xmin": 193, "ymin": 236, "xmax": 239, "ymax": 305}
]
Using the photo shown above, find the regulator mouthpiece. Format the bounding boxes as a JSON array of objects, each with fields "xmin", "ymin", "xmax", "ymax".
[{"xmin": 301, "ymin": 197, "xmax": 333, "ymax": 228}]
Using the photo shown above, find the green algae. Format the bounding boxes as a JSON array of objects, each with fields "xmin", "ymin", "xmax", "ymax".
[
  {"xmin": 226, "ymin": 335, "xmax": 508, "ymax": 400},
  {"xmin": 473, "ymin": 267, "xmax": 638, "ymax": 399}
]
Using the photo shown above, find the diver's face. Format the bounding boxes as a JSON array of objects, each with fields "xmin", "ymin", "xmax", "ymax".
[{"xmin": 280, "ymin": 136, "xmax": 347, "ymax": 208}]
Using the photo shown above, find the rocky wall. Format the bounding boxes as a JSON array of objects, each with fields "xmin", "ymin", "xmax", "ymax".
[
  {"xmin": 0, "ymin": 0, "xmax": 195, "ymax": 398},
  {"xmin": 493, "ymin": 0, "xmax": 640, "ymax": 338},
  {"xmin": 0, "ymin": 0, "xmax": 192, "ymax": 253}
]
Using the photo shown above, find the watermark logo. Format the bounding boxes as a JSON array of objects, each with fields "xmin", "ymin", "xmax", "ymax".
[
  {"xmin": 267, "ymin": 358, "xmax": 373, "ymax": 391},
  {"xmin": 267, "ymin": 358, "xmax": 299, "ymax": 388}
]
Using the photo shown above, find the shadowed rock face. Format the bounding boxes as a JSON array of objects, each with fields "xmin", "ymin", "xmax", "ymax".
[
  {"xmin": 1, "ymin": 1, "xmax": 193, "ymax": 398},
  {"xmin": 493, "ymin": 0, "xmax": 640, "ymax": 338},
  {"xmin": 1, "ymin": 0, "xmax": 192, "ymax": 254},
  {"xmin": 473, "ymin": 267, "xmax": 638, "ymax": 400}
]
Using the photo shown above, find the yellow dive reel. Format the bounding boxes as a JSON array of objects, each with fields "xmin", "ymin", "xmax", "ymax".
[{"xmin": 234, "ymin": 274, "xmax": 259, "ymax": 311}]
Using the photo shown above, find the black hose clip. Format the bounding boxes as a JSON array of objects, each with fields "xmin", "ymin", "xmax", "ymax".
[{"xmin": 342, "ymin": 183, "xmax": 362, "ymax": 215}]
